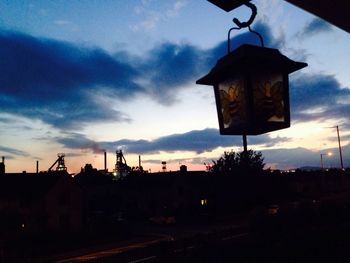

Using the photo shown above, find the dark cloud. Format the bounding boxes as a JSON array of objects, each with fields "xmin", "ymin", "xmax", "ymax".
[
  {"xmin": 64, "ymin": 152, "xmax": 85, "ymax": 158},
  {"xmin": 0, "ymin": 31, "xmax": 141, "ymax": 129},
  {"xmin": 55, "ymin": 132, "xmax": 105, "ymax": 154},
  {"xmin": 141, "ymin": 43, "xmax": 205, "ymax": 105},
  {"xmin": 0, "ymin": 21, "xmax": 280, "ymax": 129},
  {"xmin": 3, "ymin": 22, "xmax": 347, "ymax": 148},
  {"xmin": 0, "ymin": 116, "xmax": 13, "ymax": 124},
  {"xmin": 299, "ymin": 18, "xmax": 332, "ymax": 38},
  {"xmin": 337, "ymin": 134, "xmax": 350, "ymax": 141},
  {"xmin": 208, "ymin": 21, "xmax": 284, "ymax": 67},
  {"xmin": 142, "ymin": 144, "xmax": 350, "ymax": 170},
  {"xmin": 56, "ymin": 128, "xmax": 290, "ymax": 154},
  {"xmin": 113, "ymin": 129, "xmax": 238, "ymax": 154},
  {"xmin": 262, "ymin": 147, "xmax": 317, "ymax": 168},
  {"xmin": 53, "ymin": 129, "xmax": 349, "ymax": 169},
  {"xmin": 290, "ymin": 74, "xmax": 350, "ymax": 123},
  {"xmin": 0, "ymin": 146, "xmax": 30, "ymax": 157},
  {"xmin": 0, "ymin": 31, "xmax": 142, "ymax": 98},
  {"xmin": 263, "ymin": 144, "xmax": 350, "ymax": 169}
]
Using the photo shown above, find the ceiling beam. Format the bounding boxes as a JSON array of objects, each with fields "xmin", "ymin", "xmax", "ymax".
[
  {"xmin": 206, "ymin": 0, "xmax": 350, "ymax": 33},
  {"xmin": 284, "ymin": 0, "xmax": 350, "ymax": 33}
]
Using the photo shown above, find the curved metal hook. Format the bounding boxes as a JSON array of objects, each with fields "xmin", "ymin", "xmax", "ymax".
[
  {"xmin": 227, "ymin": 2, "xmax": 264, "ymax": 53},
  {"xmin": 232, "ymin": 2, "xmax": 257, "ymax": 29}
]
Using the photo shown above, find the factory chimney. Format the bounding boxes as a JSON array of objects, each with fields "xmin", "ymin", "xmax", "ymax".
[
  {"xmin": 36, "ymin": 160, "xmax": 39, "ymax": 174},
  {"xmin": 161, "ymin": 161, "xmax": 167, "ymax": 172},
  {"xmin": 104, "ymin": 151, "xmax": 107, "ymax": 172},
  {"xmin": 0, "ymin": 156, "xmax": 5, "ymax": 175}
]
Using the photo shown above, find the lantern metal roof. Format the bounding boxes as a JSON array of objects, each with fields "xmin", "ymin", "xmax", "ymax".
[{"xmin": 196, "ymin": 44, "xmax": 307, "ymax": 85}]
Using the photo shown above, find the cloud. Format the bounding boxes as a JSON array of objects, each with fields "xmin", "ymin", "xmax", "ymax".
[
  {"xmin": 298, "ymin": 18, "xmax": 332, "ymax": 38},
  {"xmin": 138, "ymin": 21, "xmax": 283, "ymax": 105},
  {"xmin": 290, "ymin": 74, "xmax": 350, "ymax": 124},
  {"xmin": 335, "ymin": 134, "xmax": 350, "ymax": 142},
  {"xmin": 0, "ymin": 21, "xmax": 281, "ymax": 130},
  {"xmin": 127, "ymin": 143, "xmax": 350, "ymax": 170},
  {"xmin": 131, "ymin": 13, "xmax": 160, "ymax": 31},
  {"xmin": 132, "ymin": 1, "xmax": 186, "ymax": 31},
  {"xmin": 166, "ymin": 1, "xmax": 187, "ymax": 18},
  {"xmin": 0, "ymin": 30, "xmax": 142, "ymax": 129},
  {"xmin": 0, "ymin": 146, "xmax": 30, "ymax": 157},
  {"xmin": 1, "ymin": 23, "xmax": 348, "ymax": 144},
  {"xmin": 209, "ymin": 21, "xmax": 284, "ymax": 64},
  {"xmin": 55, "ymin": 132, "xmax": 105, "ymax": 154},
  {"xmin": 263, "ymin": 143, "xmax": 350, "ymax": 169},
  {"xmin": 0, "ymin": 116, "xmax": 13, "ymax": 124},
  {"xmin": 55, "ymin": 128, "xmax": 290, "ymax": 154},
  {"xmin": 7, "ymin": 21, "xmax": 342, "ymax": 135},
  {"xmin": 140, "ymin": 42, "xmax": 206, "ymax": 104},
  {"xmin": 112, "ymin": 128, "xmax": 237, "ymax": 154},
  {"xmin": 53, "ymin": 129, "xmax": 349, "ymax": 170},
  {"xmin": 262, "ymin": 147, "xmax": 318, "ymax": 169}
]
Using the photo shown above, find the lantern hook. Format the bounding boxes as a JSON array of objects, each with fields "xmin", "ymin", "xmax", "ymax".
[
  {"xmin": 232, "ymin": 2, "xmax": 257, "ymax": 29},
  {"xmin": 227, "ymin": 2, "xmax": 264, "ymax": 53}
]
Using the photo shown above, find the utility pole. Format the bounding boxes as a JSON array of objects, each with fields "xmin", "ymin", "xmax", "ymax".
[{"xmin": 335, "ymin": 125, "xmax": 344, "ymax": 170}]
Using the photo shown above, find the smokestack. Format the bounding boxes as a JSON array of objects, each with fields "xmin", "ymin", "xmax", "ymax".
[
  {"xmin": 139, "ymin": 155, "xmax": 141, "ymax": 168},
  {"xmin": 36, "ymin": 160, "xmax": 39, "ymax": 174},
  {"xmin": 0, "ymin": 156, "xmax": 4, "ymax": 175},
  {"xmin": 161, "ymin": 161, "xmax": 167, "ymax": 172},
  {"xmin": 104, "ymin": 151, "xmax": 107, "ymax": 172}
]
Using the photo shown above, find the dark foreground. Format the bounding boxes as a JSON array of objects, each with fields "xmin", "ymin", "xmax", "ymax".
[{"xmin": 43, "ymin": 203, "xmax": 350, "ymax": 263}]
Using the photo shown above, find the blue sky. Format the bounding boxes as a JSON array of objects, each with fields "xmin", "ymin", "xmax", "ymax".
[{"xmin": 0, "ymin": 0, "xmax": 350, "ymax": 173}]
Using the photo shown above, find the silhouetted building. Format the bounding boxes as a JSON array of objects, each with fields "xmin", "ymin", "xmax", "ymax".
[
  {"xmin": 180, "ymin": 165, "xmax": 187, "ymax": 173},
  {"xmin": 0, "ymin": 173, "xmax": 83, "ymax": 235},
  {"xmin": 75, "ymin": 163, "xmax": 113, "ymax": 185}
]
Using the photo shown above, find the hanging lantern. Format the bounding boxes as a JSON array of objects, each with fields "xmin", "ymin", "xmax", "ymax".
[{"xmin": 196, "ymin": 44, "xmax": 307, "ymax": 135}]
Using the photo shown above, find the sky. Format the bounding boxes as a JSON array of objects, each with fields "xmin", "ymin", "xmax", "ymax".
[{"xmin": 0, "ymin": 0, "xmax": 350, "ymax": 173}]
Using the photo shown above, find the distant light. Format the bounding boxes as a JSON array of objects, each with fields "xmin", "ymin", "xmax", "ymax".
[
  {"xmin": 21, "ymin": 223, "xmax": 25, "ymax": 228},
  {"xmin": 267, "ymin": 205, "xmax": 279, "ymax": 215},
  {"xmin": 201, "ymin": 199, "xmax": 208, "ymax": 206}
]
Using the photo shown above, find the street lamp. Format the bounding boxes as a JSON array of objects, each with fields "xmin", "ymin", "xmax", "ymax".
[{"xmin": 320, "ymin": 152, "xmax": 332, "ymax": 170}]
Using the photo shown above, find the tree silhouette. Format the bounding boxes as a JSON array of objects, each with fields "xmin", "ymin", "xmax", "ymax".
[{"xmin": 211, "ymin": 150, "xmax": 265, "ymax": 174}]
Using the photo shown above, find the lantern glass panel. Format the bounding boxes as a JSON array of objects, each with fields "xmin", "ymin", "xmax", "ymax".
[
  {"xmin": 218, "ymin": 76, "xmax": 247, "ymax": 129},
  {"xmin": 252, "ymin": 73, "xmax": 285, "ymax": 123}
]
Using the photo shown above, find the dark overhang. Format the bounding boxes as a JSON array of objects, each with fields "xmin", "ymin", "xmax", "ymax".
[
  {"xmin": 284, "ymin": 0, "xmax": 350, "ymax": 33},
  {"xmin": 207, "ymin": 0, "xmax": 350, "ymax": 33},
  {"xmin": 207, "ymin": 0, "xmax": 252, "ymax": 12}
]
